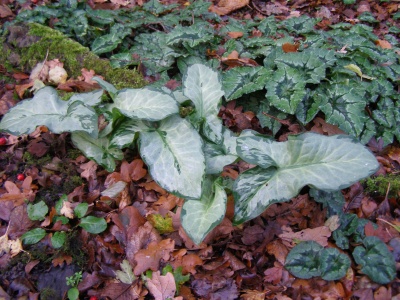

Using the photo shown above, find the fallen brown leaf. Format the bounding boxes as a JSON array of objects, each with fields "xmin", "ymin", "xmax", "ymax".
[
  {"xmin": 209, "ymin": 0, "xmax": 249, "ymax": 16},
  {"xmin": 146, "ymin": 271, "xmax": 176, "ymax": 300},
  {"xmin": 134, "ymin": 238, "xmax": 175, "ymax": 275},
  {"xmin": 279, "ymin": 225, "xmax": 331, "ymax": 248}
]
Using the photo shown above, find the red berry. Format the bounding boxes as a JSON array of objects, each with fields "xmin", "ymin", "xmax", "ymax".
[
  {"xmin": 0, "ymin": 137, "xmax": 6, "ymax": 146},
  {"xmin": 17, "ymin": 174, "xmax": 25, "ymax": 181},
  {"xmin": 89, "ymin": 297, "xmax": 98, "ymax": 300}
]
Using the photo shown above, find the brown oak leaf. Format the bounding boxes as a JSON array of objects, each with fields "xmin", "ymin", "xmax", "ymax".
[
  {"xmin": 146, "ymin": 271, "xmax": 176, "ymax": 300},
  {"xmin": 134, "ymin": 238, "xmax": 175, "ymax": 275}
]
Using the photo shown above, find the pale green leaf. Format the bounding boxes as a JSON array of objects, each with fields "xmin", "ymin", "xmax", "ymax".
[
  {"xmin": 68, "ymin": 89, "xmax": 103, "ymax": 107},
  {"xmin": 21, "ymin": 228, "xmax": 46, "ymax": 245},
  {"xmin": 71, "ymin": 132, "xmax": 124, "ymax": 172},
  {"xmin": 233, "ymin": 132, "xmax": 379, "ymax": 224},
  {"xmin": 27, "ymin": 201, "xmax": 48, "ymax": 221},
  {"xmin": 74, "ymin": 203, "xmax": 88, "ymax": 218},
  {"xmin": 116, "ymin": 260, "xmax": 136, "ymax": 284},
  {"xmin": 0, "ymin": 87, "xmax": 98, "ymax": 138},
  {"xmin": 79, "ymin": 216, "xmax": 107, "ymax": 234},
  {"xmin": 183, "ymin": 64, "xmax": 224, "ymax": 143},
  {"xmin": 181, "ymin": 178, "xmax": 227, "ymax": 244},
  {"xmin": 139, "ymin": 115, "xmax": 205, "ymax": 199},
  {"xmin": 114, "ymin": 88, "xmax": 179, "ymax": 121}
]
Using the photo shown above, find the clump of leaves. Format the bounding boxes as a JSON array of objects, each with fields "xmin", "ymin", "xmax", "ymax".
[
  {"xmin": 22, "ymin": 195, "xmax": 107, "ymax": 247},
  {"xmin": 66, "ymin": 271, "xmax": 83, "ymax": 300},
  {"xmin": 2, "ymin": 64, "xmax": 379, "ymax": 247}
]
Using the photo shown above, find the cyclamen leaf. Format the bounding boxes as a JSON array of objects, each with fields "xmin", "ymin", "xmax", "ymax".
[
  {"xmin": 223, "ymin": 66, "xmax": 272, "ymax": 100},
  {"xmin": 183, "ymin": 64, "xmax": 224, "ymax": 143},
  {"xmin": 233, "ymin": 132, "xmax": 379, "ymax": 224},
  {"xmin": 316, "ymin": 84, "xmax": 368, "ymax": 137},
  {"xmin": 114, "ymin": 88, "xmax": 179, "ymax": 121},
  {"xmin": 285, "ymin": 241, "xmax": 350, "ymax": 281},
  {"xmin": 0, "ymin": 87, "xmax": 98, "ymax": 138},
  {"xmin": 139, "ymin": 115, "xmax": 205, "ymax": 199},
  {"xmin": 181, "ymin": 178, "xmax": 227, "ymax": 244},
  {"xmin": 71, "ymin": 132, "xmax": 124, "ymax": 172},
  {"xmin": 353, "ymin": 236, "xmax": 396, "ymax": 284},
  {"xmin": 109, "ymin": 119, "xmax": 148, "ymax": 149},
  {"xmin": 91, "ymin": 32, "xmax": 122, "ymax": 55},
  {"xmin": 167, "ymin": 23, "xmax": 214, "ymax": 48},
  {"xmin": 265, "ymin": 66, "xmax": 307, "ymax": 114}
]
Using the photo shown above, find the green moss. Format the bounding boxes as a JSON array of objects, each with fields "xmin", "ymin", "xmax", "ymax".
[
  {"xmin": 67, "ymin": 148, "xmax": 83, "ymax": 160},
  {"xmin": 363, "ymin": 174, "xmax": 400, "ymax": 198},
  {"xmin": 10, "ymin": 23, "xmax": 146, "ymax": 89},
  {"xmin": 62, "ymin": 175, "xmax": 83, "ymax": 195},
  {"xmin": 22, "ymin": 152, "xmax": 52, "ymax": 167},
  {"xmin": 39, "ymin": 288, "xmax": 58, "ymax": 300}
]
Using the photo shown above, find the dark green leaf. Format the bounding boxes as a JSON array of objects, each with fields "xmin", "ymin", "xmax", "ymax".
[
  {"xmin": 320, "ymin": 248, "xmax": 351, "ymax": 280},
  {"xmin": 51, "ymin": 231, "xmax": 66, "ymax": 249},
  {"xmin": 285, "ymin": 241, "xmax": 323, "ymax": 279},
  {"xmin": 353, "ymin": 236, "xmax": 396, "ymax": 284},
  {"xmin": 222, "ymin": 67, "xmax": 272, "ymax": 100}
]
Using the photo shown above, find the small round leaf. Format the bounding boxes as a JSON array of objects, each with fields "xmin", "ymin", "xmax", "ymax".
[
  {"xmin": 51, "ymin": 231, "xmax": 66, "ymax": 249},
  {"xmin": 79, "ymin": 216, "xmax": 107, "ymax": 234},
  {"xmin": 21, "ymin": 228, "xmax": 46, "ymax": 245},
  {"xmin": 320, "ymin": 248, "xmax": 351, "ymax": 280},
  {"xmin": 285, "ymin": 241, "xmax": 323, "ymax": 279}
]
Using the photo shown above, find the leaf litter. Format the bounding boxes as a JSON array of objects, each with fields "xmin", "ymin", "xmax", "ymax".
[{"xmin": 0, "ymin": 0, "xmax": 400, "ymax": 299}]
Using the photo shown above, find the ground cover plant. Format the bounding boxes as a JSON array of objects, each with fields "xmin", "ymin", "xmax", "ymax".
[{"xmin": 0, "ymin": 0, "xmax": 399, "ymax": 299}]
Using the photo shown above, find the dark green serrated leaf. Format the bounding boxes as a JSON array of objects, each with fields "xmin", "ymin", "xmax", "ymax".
[
  {"xmin": 316, "ymin": 84, "xmax": 368, "ymax": 137},
  {"xmin": 167, "ymin": 23, "xmax": 214, "ymax": 49},
  {"xmin": 265, "ymin": 65, "xmax": 307, "ymax": 114},
  {"xmin": 279, "ymin": 15, "xmax": 317, "ymax": 34},
  {"xmin": 274, "ymin": 49, "xmax": 336, "ymax": 84},
  {"xmin": 223, "ymin": 67, "xmax": 272, "ymax": 100},
  {"xmin": 353, "ymin": 236, "xmax": 396, "ymax": 284},
  {"xmin": 91, "ymin": 32, "xmax": 122, "ymax": 55},
  {"xmin": 320, "ymin": 248, "xmax": 351, "ymax": 280},
  {"xmin": 309, "ymin": 189, "xmax": 345, "ymax": 217},
  {"xmin": 79, "ymin": 216, "xmax": 107, "ymax": 234},
  {"xmin": 285, "ymin": 241, "xmax": 323, "ymax": 279}
]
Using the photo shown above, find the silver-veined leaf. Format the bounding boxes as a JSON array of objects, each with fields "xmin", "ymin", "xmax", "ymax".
[
  {"xmin": 0, "ymin": 87, "xmax": 98, "ymax": 137},
  {"xmin": 68, "ymin": 89, "xmax": 103, "ymax": 106},
  {"xmin": 183, "ymin": 64, "xmax": 224, "ymax": 143},
  {"xmin": 71, "ymin": 132, "xmax": 124, "ymax": 172},
  {"xmin": 233, "ymin": 132, "xmax": 379, "ymax": 224},
  {"xmin": 181, "ymin": 177, "xmax": 227, "ymax": 244},
  {"xmin": 114, "ymin": 88, "xmax": 179, "ymax": 121},
  {"xmin": 139, "ymin": 115, "xmax": 205, "ymax": 199}
]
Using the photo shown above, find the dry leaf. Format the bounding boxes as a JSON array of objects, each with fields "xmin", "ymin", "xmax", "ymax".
[
  {"xmin": 52, "ymin": 254, "xmax": 73, "ymax": 267},
  {"xmin": 282, "ymin": 43, "xmax": 299, "ymax": 53},
  {"xmin": 264, "ymin": 262, "xmax": 283, "ymax": 284},
  {"xmin": 0, "ymin": 4, "xmax": 14, "ymax": 18},
  {"xmin": 147, "ymin": 271, "xmax": 176, "ymax": 300},
  {"xmin": 134, "ymin": 238, "xmax": 175, "ymax": 275},
  {"xmin": 279, "ymin": 225, "xmax": 331, "ymax": 248},
  {"xmin": 209, "ymin": 0, "xmax": 249, "ymax": 16},
  {"xmin": 60, "ymin": 201, "xmax": 75, "ymax": 219},
  {"xmin": 375, "ymin": 39, "xmax": 392, "ymax": 49},
  {"xmin": 227, "ymin": 31, "xmax": 244, "ymax": 39}
]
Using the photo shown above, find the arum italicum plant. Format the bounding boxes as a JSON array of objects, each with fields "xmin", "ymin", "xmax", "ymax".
[{"xmin": 0, "ymin": 64, "xmax": 379, "ymax": 245}]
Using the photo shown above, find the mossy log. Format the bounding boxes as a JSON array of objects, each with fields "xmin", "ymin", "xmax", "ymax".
[{"xmin": 0, "ymin": 22, "xmax": 146, "ymax": 89}]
